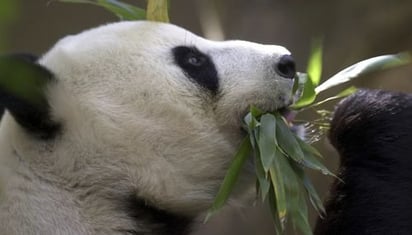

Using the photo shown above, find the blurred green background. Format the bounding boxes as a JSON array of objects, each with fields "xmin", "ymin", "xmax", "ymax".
[{"xmin": 1, "ymin": 0, "xmax": 412, "ymax": 234}]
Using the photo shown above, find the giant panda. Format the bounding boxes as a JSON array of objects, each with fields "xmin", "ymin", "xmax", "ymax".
[
  {"xmin": 0, "ymin": 21, "xmax": 296, "ymax": 235},
  {"xmin": 315, "ymin": 89, "xmax": 412, "ymax": 234}
]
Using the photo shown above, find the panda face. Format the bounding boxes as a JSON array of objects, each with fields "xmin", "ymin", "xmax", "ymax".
[
  {"xmin": 5, "ymin": 21, "xmax": 295, "ymax": 216},
  {"xmin": 171, "ymin": 41, "xmax": 295, "ymax": 128},
  {"xmin": 41, "ymin": 21, "xmax": 294, "ymax": 130}
]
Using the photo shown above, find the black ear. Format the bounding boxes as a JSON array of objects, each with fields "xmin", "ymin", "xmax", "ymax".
[{"xmin": 0, "ymin": 54, "xmax": 60, "ymax": 139}]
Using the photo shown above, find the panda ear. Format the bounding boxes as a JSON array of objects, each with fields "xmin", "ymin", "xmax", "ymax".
[{"xmin": 0, "ymin": 54, "xmax": 60, "ymax": 139}]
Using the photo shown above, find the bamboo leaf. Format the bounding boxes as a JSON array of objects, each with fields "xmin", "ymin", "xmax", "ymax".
[
  {"xmin": 246, "ymin": 111, "xmax": 271, "ymax": 201},
  {"xmin": 292, "ymin": 164, "xmax": 326, "ymax": 216},
  {"xmin": 312, "ymin": 86, "xmax": 357, "ymax": 107},
  {"xmin": 276, "ymin": 150, "xmax": 312, "ymax": 235},
  {"xmin": 250, "ymin": 106, "xmax": 264, "ymax": 117},
  {"xmin": 315, "ymin": 53, "xmax": 411, "ymax": 94},
  {"xmin": 296, "ymin": 137, "xmax": 334, "ymax": 176},
  {"xmin": 255, "ymin": 149, "xmax": 271, "ymax": 201},
  {"xmin": 146, "ymin": 0, "xmax": 169, "ymax": 22},
  {"xmin": 291, "ymin": 189, "xmax": 312, "ymax": 235},
  {"xmin": 307, "ymin": 39, "xmax": 323, "ymax": 86},
  {"xmin": 296, "ymin": 137, "xmax": 323, "ymax": 158},
  {"xmin": 244, "ymin": 112, "xmax": 259, "ymax": 149},
  {"xmin": 268, "ymin": 148, "xmax": 287, "ymax": 224},
  {"xmin": 258, "ymin": 114, "xmax": 277, "ymax": 171},
  {"xmin": 205, "ymin": 137, "xmax": 252, "ymax": 222},
  {"xmin": 290, "ymin": 39, "xmax": 323, "ymax": 109},
  {"xmin": 59, "ymin": 0, "xmax": 146, "ymax": 20},
  {"xmin": 291, "ymin": 73, "xmax": 317, "ymax": 109},
  {"xmin": 268, "ymin": 186, "xmax": 283, "ymax": 234},
  {"xmin": 292, "ymin": 72, "xmax": 305, "ymax": 96},
  {"xmin": 303, "ymin": 174, "xmax": 325, "ymax": 216},
  {"xmin": 301, "ymin": 149, "xmax": 335, "ymax": 177},
  {"xmin": 244, "ymin": 112, "xmax": 257, "ymax": 130},
  {"xmin": 275, "ymin": 114, "xmax": 304, "ymax": 162}
]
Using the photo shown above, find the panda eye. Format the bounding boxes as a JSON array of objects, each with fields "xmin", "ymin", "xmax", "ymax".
[
  {"xmin": 186, "ymin": 54, "xmax": 206, "ymax": 67},
  {"xmin": 172, "ymin": 46, "xmax": 219, "ymax": 94}
]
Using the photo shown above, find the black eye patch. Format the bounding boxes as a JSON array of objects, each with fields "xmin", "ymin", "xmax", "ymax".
[{"xmin": 172, "ymin": 46, "xmax": 219, "ymax": 94}]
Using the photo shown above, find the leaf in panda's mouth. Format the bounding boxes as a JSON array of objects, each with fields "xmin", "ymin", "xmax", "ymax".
[{"xmin": 205, "ymin": 108, "xmax": 333, "ymax": 235}]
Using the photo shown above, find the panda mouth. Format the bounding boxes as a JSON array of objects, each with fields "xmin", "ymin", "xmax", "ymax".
[
  {"xmin": 279, "ymin": 108, "xmax": 296, "ymax": 123},
  {"xmin": 241, "ymin": 106, "xmax": 295, "ymax": 127},
  {"xmin": 279, "ymin": 108, "xmax": 306, "ymax": 138},
  {"xmin": 243, "ymin": 107, "xmax": 301, "ymax": 136}
]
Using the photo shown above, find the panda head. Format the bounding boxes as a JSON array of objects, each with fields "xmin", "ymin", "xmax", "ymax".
[
  {"xmin": 41, "ymin": 21, "xmax": 295, "ymax": 128},
  {"xmin": 0, "ymin": 21, "xmax": 295, "ymax": 215}
]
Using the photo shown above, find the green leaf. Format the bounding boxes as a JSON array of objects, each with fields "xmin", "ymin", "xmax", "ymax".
[
  {"xmin": 244, "ymin": 113, "xmax": 256, "ymax": 130},
  {"xmin": 246, "ymin": 111, "xmax": 271, "ymax": 201},
  {"xmin": 255, "ymin": 147, "xmax": 271, "ymax": 201},
  {"xmin": 268, "ymin": 148, "xmax": 287, "ymax": 225},
  {"xmin": 274, "ymin": 114, "xmax": 304, "ymax": 162},
  {"xmin": 307, "ymin": 39, "xmax": 323, "ymax": 86},
  {"xmin": 268, "ymin": 185, "xmax": 284, "ymax": 234},
  {"xmin": 258, "ymin": 114, "xmax": 277, "ymax": 171},
  {"xmin": 312, "ymin": 86, "xmax": 357, "ymax": 107},
  {"xmin": 296, "ymin": 138, "xmax": 335, "ymax": 177},
  {"xmin": 59, "ymin": 0, "xmax": 146, "ymax": 20},
  {"xmin": 315, "ymin": 53, "xmax": 411, "ymax": 94},
  {"xmin": 296, "ymin": 137, "xmax": 323, "ymax": 158},
  {"xmin": 205, "ymin": 137, "xmax": 252, "ymax": 222},
  {"xmin": 244, "ymin": 112, "xmax": 259, "ymax": 149},
  {"xmin": 291, "ymin": 73, "xmax": 317, "ymax": 109},
  {"xmin": 291, "ymin": 188, "xmax": 312, "ymax": 235},
  {"xmin": 146, "ymin": 0, "xmax": 169, "ymax": 22},
  {"xmin": 303, "ymin": 174, "xmax": 325, "ymax": 216},
  {"xmin": 292, "ymin": 72, "xmax": 307, "ymax": 101},
  {"xmin": 301, "ymin": 153, "xmax": 334, "ymax": 177},
  {"xmin": 292, "ymin": 164, "xmax": 325, "ymax": 216},
  {"xmin": 276, "ymin": 150, "xmax": 312, "ymax": 235},
  {"xmin": 290, "ymin": 39, "xmax": 322, "ymax": 109},
  {"xmin": 250, "ymin": 106, "xmax": 263, "ymax": 118},
  {"xmin": 244, "ymin": 106, "xmax": 263, "ymax": 131}
]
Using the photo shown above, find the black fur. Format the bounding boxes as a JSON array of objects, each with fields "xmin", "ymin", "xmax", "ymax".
[
  {"xmin": 315, "ymin": 89, "xmax": 412, "ymax": 235},
  {"xmin": 172, "ymin": 46, "xmax": 219, "ymax": 94},
  {"xmin": 275, "ymin": 54, "xmax": 296, "ymax": 79},
  {"xmin": 0, "ymin": 54, "xmax": 60, "ymax": 139}
]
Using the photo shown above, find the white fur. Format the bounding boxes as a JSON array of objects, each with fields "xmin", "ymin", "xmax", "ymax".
[{"xmin": 0, "ymin": 21, "xmax": 293, "ymax": 234}]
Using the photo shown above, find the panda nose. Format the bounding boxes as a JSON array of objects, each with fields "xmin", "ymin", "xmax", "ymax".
[{"xmin": 275, "ymin": 54, "xmax": 296, "ymax": 79}]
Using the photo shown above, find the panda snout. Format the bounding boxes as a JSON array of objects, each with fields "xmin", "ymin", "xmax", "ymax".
[{"xmin": 275, "ymin": 54, "xmax": 296, "ymax": 79}]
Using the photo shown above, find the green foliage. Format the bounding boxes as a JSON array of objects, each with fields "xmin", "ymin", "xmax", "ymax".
[
  {"xmin": 312, "ymin": 86, "xmax": 357, "ymax": 107},
  {"xmin": 292, "ymin": 40, "xmax": 323, "ymax": 109},
  {"xmin": 59, "ymin": 0, "xmax": 146, "ymax": 20},
  {"xmin": 293, "ymin": 44, "xmax": 410, "ymax": 111},
  {"xmin": 314, "ymin": 53, "xmax": 411, "ymax": 94},
  {"xmin": 307, "ymin": 39, "xmax": 323, "ymax": 87},
  {"xmin": 208, "ymin": 109, "xmax": 330, "ymax": 234},
  {"xmin": 59, "ymin": 0, "xmax": 170, "ymax": 22}
]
